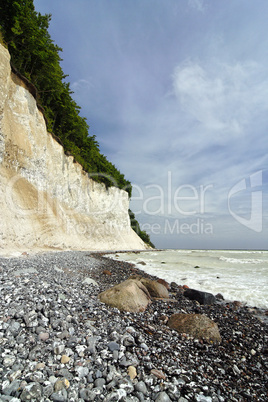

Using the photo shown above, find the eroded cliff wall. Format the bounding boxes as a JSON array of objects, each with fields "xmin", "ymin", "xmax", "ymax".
[{"xmin": 0, "ymin": 44, "xmax": 146, "ymax": 253}]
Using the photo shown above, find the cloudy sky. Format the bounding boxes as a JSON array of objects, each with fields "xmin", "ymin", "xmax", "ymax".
[{"xmin": 34, "ymin": 0, "xmax": 268, "ymax": 250}]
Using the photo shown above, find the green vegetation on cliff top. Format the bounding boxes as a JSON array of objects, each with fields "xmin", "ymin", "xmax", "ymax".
[{"xmin": 0, "ymin": 0, "xmax": 154, "ymax": 248}]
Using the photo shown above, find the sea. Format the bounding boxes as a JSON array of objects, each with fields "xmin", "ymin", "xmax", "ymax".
[{"xmin": 106, "ymin": 249, "xmax": 268, "ymax": 309}]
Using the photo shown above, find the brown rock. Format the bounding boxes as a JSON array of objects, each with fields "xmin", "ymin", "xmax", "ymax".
[
  {"xmin": 127, "ymin": 366, "xmax": 137, "ymax": 380},
  {"xmin": 54, "ymin": 378, "xmax": 70, "ymax": 392},
  {"xmin": 167, "ymin": 313, "xmax": 221, "ymax": 343},
  {"xmin": 140, "ymin": 278, "xmax": 169, "ymax": 298},
  {"xmin": 128, "ymin": 274, "xmax": 142, "ymax": 280},
  {"xmin": 61, "ymin": 355, "xmax": 70, "ymax": 364},
  {"xmin": 34, "ymin": 363, "xmax": 45, "ymax": 371},
  {"xmin": 150, "ymin": 369, "xmax": 166, "ymax": 380},
  {"xmin": 102, "ymin": 270, "xmax": 112, "ymax": 276},
  {"xmin": 98, "ymin": 279, "xmax": 151, "ymax": 312},
  {"xmin": 157, "ymin": 278, "xmax": 170, "ymax": 289},
  {"xmin": 159, "ymin": 315, "xmax": 169, "ymax": 324},
  {"xmin": 232, "ymin": 301, "xmax": 243, "ymax": 310}
]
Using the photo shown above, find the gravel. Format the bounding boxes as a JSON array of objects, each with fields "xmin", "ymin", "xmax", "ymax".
[{"xmin": 0, "ymin": 250, "xmax": 267, "ymax": 401}]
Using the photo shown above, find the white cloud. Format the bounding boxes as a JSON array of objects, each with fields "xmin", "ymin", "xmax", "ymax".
[
  {"xmin": 173, "ymin": 60, "xmax": 268, "ymax": 141},
  {"xmin": 188, "ymin": 0, "xmax": 205, "ymax": 13},
  {"xmin": 70, "ymin": 79, "xmax": 94, "ymax": 92}
]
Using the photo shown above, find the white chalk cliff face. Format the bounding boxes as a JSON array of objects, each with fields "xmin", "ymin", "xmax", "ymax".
[{"xmin": 0, "ymin": 44, "xmax": 146, "ymax": 254}]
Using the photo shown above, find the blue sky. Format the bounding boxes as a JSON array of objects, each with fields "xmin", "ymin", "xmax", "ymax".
[{"xmin": 34, "ymin": 0, "xmax": 268, "ymax": 250}]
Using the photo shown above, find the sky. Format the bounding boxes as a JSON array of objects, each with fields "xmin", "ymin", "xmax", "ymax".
[{"xmin": 34, "ymin": 0, "xmax": 268, "ymax": 250}]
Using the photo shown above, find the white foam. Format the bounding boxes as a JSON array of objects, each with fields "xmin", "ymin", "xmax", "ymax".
[{"xmin": 219, "ymin": 256, "xmax": 264, "ymax": 264}]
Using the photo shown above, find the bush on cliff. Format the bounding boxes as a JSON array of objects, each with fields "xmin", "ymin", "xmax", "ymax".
[{"xmin": 129, "ymin": 210, "xmax": 155, "ymax": 248}]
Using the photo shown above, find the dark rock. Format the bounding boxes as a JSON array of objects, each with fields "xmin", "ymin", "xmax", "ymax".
[
  {"xmin": 183, "ymin": 288, "xmax": 216, "ymax": 305},
  {"xmin": 170, "ymin": 282, "xmax": 179, "ymax": 290}
]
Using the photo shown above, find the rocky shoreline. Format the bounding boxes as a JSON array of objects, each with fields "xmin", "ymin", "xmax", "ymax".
[{"xmin": 0, "ymin": 251, "xmax": 267, "ymax": 401}]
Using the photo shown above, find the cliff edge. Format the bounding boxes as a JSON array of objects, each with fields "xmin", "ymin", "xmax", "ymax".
[{"xmin": 0, "ymin": 44, "xmax": 146, "ymax": 255}]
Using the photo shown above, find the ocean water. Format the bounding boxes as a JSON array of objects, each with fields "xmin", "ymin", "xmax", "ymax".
[{"xmin": 106, "ymin": 249, "xmax": 268, "ymax": 309}]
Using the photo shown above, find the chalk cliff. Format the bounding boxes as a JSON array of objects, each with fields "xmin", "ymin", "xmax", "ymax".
[{"xmin": 0, "ymin": 44, "xmax": 146, "ymax": 254}]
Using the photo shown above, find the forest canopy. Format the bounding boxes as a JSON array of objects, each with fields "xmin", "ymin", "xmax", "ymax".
[{"xmin": 0, "ymin": 0, "xmax": 154, "ymax": 247}]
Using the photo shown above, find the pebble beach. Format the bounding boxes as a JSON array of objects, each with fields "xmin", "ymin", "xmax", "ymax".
[{"xmin": 0, "ymin": 251, "xmax": 267, "ymax": 401}]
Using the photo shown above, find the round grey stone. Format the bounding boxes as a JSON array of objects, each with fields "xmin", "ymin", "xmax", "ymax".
[
  {"xmin": 155, "ymin": 391, "xmax": 172, "ymax": 402},
  {"xmin": 134, "ymin": 381, "xmax": 148, "ymax": 395},
  {"xmin": 8, "ymin": 321, "xmax": 21, "ymax": 336},
  {"xmin": 95, "ymin": 378, "xmax": 106, "ymax": 389},
  {"xmin": 108, "ymin": 341, "xmax": 120, "ymax": 351},
  {"xmin": 50, "ymin": 392, "xmax": 67, "ymax": 402},
  {"xmin": 95, "ymin": 369, "xmax": 102, "ymax": 379}
]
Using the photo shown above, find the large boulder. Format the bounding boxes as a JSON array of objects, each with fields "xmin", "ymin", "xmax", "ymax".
[
  {"xmin": 98, "ymin": 279, "xmax": 151, "ymax": 312},
  {"xmin": 183, "ymin": 288, "xmax": 216, "ymax": 305},
  {"xmin": 140, "ymin": 278, "xmax": 169, "ymax": 299},
  {"xmin": 167, "ymin": 313, "xmax": 221, "ymax": 343}
]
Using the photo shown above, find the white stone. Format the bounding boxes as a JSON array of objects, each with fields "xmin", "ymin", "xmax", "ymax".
[
  {"xmin": 9, "ymin": 370, "xmax": 22, "ymax": 382},
  {"xmin": 3, "ymin": 355, "xmax": 16, "ymax": 367},
  {"xmin": 83, "ymin": 277, "xmax": 98, "ymax": 286}
]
